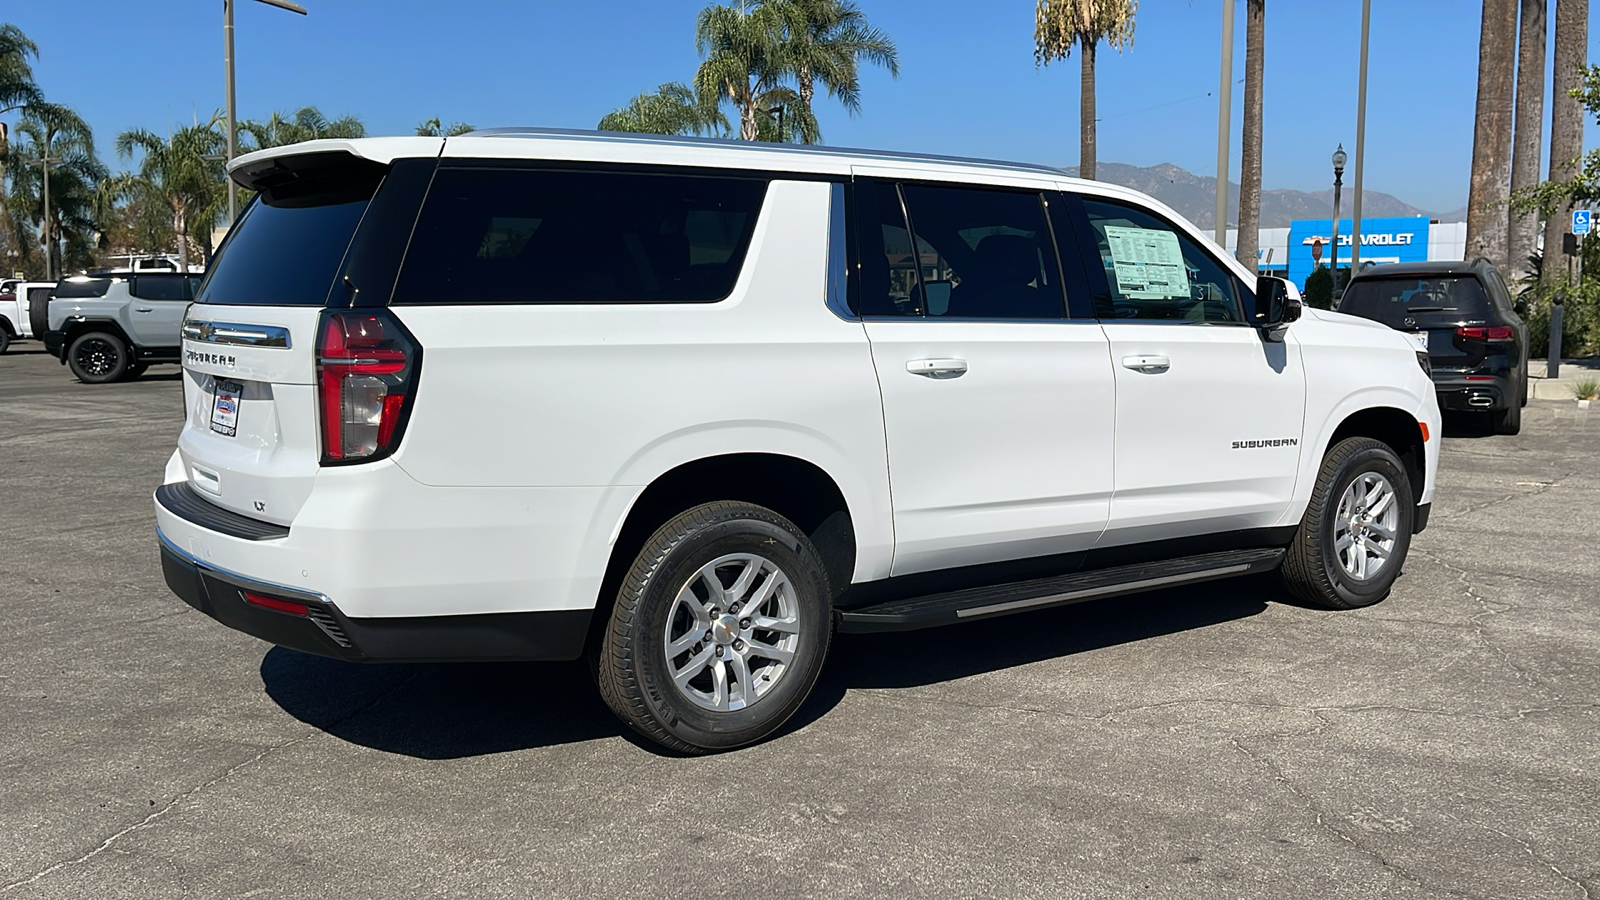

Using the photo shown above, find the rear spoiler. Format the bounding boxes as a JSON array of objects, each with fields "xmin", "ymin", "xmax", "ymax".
[{"xmin": 228, "ymin": 137, "xmax": 443, "ymax": 193}]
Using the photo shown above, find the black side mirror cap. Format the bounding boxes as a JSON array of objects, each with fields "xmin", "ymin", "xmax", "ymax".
[{"xmin": 1253, "ymin": 275, "xmax": 1300, "ymax": 341}]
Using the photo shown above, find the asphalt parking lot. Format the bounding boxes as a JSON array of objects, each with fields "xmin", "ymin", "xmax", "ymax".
[{"xmin": 1, "ymin": 344, "xmax": 1597, "ymax": 900}]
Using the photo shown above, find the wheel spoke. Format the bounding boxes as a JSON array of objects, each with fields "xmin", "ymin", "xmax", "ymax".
[
  {"xmin": 726, "ymin": 651, "xmax": 754, "ymax": 705},
  {"xmin": 672, "ymin": 645, "xmax": 714, "ymax": 687},
  {"xmin": 1367, "ymin": 521, "xmax": 1395, "ymax": 539},
  {"xmin": 725, "ymin": 558, "xmax": 762, "ymax": 605},
  {"xmin": 751, "ymin": 613, "xmax": 799, "ymax": 634},
  {"xmin": 1364, "ymin": 537, "xmax": 1391, "ymax": 560},
  {"xmin": 1334, "ymin": 532, "xmax": 1354, "ymax": 553},
  {"xmin": 667, "ymin": 627, "xmax": 704, "ymax": 657},
  {"xmin": 710, "ymin": 659, "xmax": 729, "ymax": 710},
  {"xmin": 1368, "ymin": 486, "xmax": 1394, "ymax": 518},
  {"xmin": 744, "ymin": 569, "xmax": 787, "ymax": 615},
  {"xmin": 744, "ymin": 637, "xmax": 794, "ymax": 665}
]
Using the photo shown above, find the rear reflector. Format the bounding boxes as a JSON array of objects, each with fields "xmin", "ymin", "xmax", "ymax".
[
  {"xmin": 242, "ymin": 590, "xmax": 310, "ymax": 616},
  {"xmin": 316, "ymin": 311, "xmax": 420, "ymax": 464}
]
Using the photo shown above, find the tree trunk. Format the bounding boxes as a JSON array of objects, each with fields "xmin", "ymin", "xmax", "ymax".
[
  {"xmin": 1079, "ymin": 38, "xmax": 1097, "ymax": 181},
  {"xmin": 1507, "ymin": 0, "xmax": 1547, "ymax": 283},
  {"xmin": 799, "ymin": 64, "xmax": 814, "ymax": 113},
  {"xmin": 1236, "ymin": 0, "xmax": 1265, "ymax": 273},
  {"xmin": 740, "ymin": 79, "xmax": 760, "ymax": 141},
  {"xmin": 173, "ymin": 201, "xmax": 190, "ymax": 275},
  {"xmin": 1464, "ymin": 0, "xmax": 1517, "ymax": 271},
  {"xmin": 1542, "ymin": 0, "xmax": 1589, "ymax": 287}
]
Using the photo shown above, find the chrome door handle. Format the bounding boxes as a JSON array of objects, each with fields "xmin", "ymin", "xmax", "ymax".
[
  {"xmin": 134, "ymin": 307, "xmax": 154, "ymax": 313},
  {"xmin": 1121, "ymin": 355, "xmax": 1171, "ymax": 372},
  {"xmin": 906, "ymin": 358, "xmax": 968, "ymax": 379}
]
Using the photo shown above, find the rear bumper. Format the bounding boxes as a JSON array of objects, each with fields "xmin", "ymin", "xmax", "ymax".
[
  {"xmin": 1434, "ymin": 374, "xmax": 1513, "ymax": 411},
  {"xmin": 159, "ymin": 533, "xmax": 591, "ymax": 662}
]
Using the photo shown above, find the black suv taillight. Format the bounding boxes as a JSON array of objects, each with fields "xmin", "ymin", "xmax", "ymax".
[
  {"xmin": 316, "ymin": 310, "xmax": 420, "ymax": 464},
  {"xmin": 1456, "ymin": 325, "xmax": 1514, "ymax": 342}
]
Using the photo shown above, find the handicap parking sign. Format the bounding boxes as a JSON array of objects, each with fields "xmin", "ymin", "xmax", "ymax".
[{"xmin": 1574, "ymin": 209, "xmax": 1592, "ymax": 235}]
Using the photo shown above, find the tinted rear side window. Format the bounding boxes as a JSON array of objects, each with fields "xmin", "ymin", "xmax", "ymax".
[
  {"xmin": 1338, "ymin": 277, "xmax": 1493, "ymax": 327},
  {"xmin": 392, "ymin": 168, "xmax": 769, "ymax": 304},
  {"xmin": 198, "ymin": 173, "xmax": 379, "ymax": 306},
  {"xmin": 55, "ymin": 278, "xmax": 114, "ymax": 299},
  {"xmin": 130, "ymin": 274, "xmax": 193, "ymax": 301}
]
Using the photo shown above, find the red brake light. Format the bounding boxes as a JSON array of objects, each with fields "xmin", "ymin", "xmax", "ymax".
[
  {"xmin": 1456, "ymin": 325, "xmax": 1514, "ymax": 342},
  {"xmin": 316, "ymin": 311, "xmax": 420, "ymax": 464}
]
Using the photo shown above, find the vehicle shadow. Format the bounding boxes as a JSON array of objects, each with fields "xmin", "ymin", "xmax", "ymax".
[
  {"xmin": 261, "ymin": 579, "xmax": 1270, "ymax": 759},
  {"xmin": 1440, "ymin": 410, "xmax": 1494, "ymax": 439}
]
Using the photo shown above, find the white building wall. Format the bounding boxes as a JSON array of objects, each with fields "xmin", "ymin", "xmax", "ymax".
[{"xmin": 1428, "ymin": 222, "xmax": 1467, "ymax": 262}]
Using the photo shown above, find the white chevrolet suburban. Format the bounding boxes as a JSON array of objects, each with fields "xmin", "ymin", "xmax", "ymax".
[{"xmin": 155, "ymin": 130, "xmax": 1440, "ymax": 753}]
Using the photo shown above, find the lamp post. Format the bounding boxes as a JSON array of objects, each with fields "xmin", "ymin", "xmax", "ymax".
[
  {"xmin": 1349, "ymin": 0, "xmax": 1372, "ymax": 270},
  {"xmin": 224, "ymin": 0, "xmax": 307, "ymax": 226},
  {"xmin": 1330, "ymin": 144, "xmax": 1347, "ymax": 297},
  {"xmin": 27, "ymin": 153, "xmax": 63, "ymax": 281}
]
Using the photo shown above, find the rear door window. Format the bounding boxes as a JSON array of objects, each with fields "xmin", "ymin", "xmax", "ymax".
[
  {"xmin": 898, "ymin": 183, "xmax": 1066, "ymax": 319},
  {"xmin": 1338, "ymin": 277, "xmax": 1494, "ymax": 327},
  {"xmin": 392, "ymin": 167, "xmax": 769, "ymax": 304}
]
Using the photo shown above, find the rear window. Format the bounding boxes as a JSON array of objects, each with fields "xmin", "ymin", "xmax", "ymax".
[
  {"xmin": 54, "ymin": 278, "xmax": 114, "ymax": 299},
  {"xmin": 1338, "ymin": 276, "xmax": 1493, "ymax": 326},
  {"xmin": 198, "ymin": 174, "xmax": 379, "ymax": 306},
  {"xmin": 392, "ymin": 168, "xmax": 769, "ymax": 304}
]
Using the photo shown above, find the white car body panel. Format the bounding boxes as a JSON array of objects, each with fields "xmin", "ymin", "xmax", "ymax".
[{"xmin": 162, "ymin": 132, "xmax": 1441, "ymax": 628}]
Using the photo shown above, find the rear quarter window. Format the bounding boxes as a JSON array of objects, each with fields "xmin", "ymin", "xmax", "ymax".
[
  {"xmin": 197, "ymin": 167, "xmax": 382, "ymax": 306},
  {"xmin": 391, "ymin": 167, "xmax": 769, "ymax": 304},
  {"xmin": 54, "ymin": 278, "xmax": 115, "ymax": 299}
]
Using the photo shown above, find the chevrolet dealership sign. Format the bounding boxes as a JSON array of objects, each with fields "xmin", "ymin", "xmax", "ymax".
[{"xmin": 1287, "ymin": 216, "xmax": 1429, "ymax": 287}]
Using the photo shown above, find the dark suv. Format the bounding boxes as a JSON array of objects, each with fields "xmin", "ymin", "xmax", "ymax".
[{"xmin": 1338, "ymin": 259, "xmax": 1528, "ymax": 435}]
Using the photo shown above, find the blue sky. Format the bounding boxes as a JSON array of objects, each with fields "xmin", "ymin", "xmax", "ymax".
[{"xmin": 7, "ymin": 0, "xmax": 1598, "ymax": 214}]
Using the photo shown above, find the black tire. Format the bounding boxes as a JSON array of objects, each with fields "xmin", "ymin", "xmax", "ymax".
[
  {"xmin": 1492, "ymin": 397, "xmax": 1521, "ymax": 435},
  {"xmin": 67, "ymin": 332, "xmax": 129, "ymax": 384},
  {"xmin": 0, "ymin": 328, "xmax": 10, "ymax": 354},
  {"xmin": 1519, "ymin": 369, "xmax": 1529, "ymax": 407},
  {"xmin": 124, "ymin": 361, "xmax": 149, "ymax": 381},
  {"xmin": 594, "ymin": 501, "xmax": 833, "ymax": 753},
  {"xmin": 1281, "ymin": 437, "xmax": 1415, "ymax": 610}
]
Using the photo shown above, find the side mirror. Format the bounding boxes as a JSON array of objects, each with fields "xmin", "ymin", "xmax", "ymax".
[
  {"xmin": 1254, "ymin": 275, "xmax": 1301, "ymax": 341},
  {"xmin": 1514, "ymin": 299, "xmax": 1529, "ymax": 316}
]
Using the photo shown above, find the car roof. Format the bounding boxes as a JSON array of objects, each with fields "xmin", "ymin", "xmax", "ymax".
[{"xmin": 1348, "ymin": 260, "xmax": 1492, "ymax": 280}]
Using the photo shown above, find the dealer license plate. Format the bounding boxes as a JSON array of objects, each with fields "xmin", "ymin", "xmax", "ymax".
[{"xmin": 210, "ymin": 378, "xmax": 242, "ymax": 437}]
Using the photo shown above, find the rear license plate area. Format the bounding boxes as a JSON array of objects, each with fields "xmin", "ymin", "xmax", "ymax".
[{"xmin": 210, "ymin": 378, "xmax": 242, "ymax": 437}]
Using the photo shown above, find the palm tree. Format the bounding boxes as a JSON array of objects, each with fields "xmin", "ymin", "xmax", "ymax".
[
  {"xmin": 1541, "ymin": 0, "xmax": 1589, "ymax": 287},
  {"xmin": 2, "ymin": 103, "xmax": 105, "ymax": 278},
  {"xmin": 694, "ymin": 3, "xmax": 794, "ymax": 141},
  {"xmin": 1034, "ymin": 0, "xmax": 1137, "ymax": 182},
  {"xmin": 775, "ymin": 0, "xmax": 898, "ymax": 134},
  {"xmin": 103, "ymin": 122, "xmax": 227, "ymax": 274},
  {"xmin": 416, "ymin": 118, "xmax": 476, "ymax": 137},
  {"xmin": 1465, "ymin": 0, "xmax": 1517, "ymax": 270},
  {"xmin": 1236, "ymin": 0, "xmax": 1264, "ymax": 272},
  {"xmin": 0, "ymin": 24, "xmax": 43, "ymax": 264},
  {"xmin": 599, "ymin": 83, "xmax": 729, "ymax": 136},
  {"xmin": 1507, "ymin": 0, "xmax": 1547, "ymax": 283},
  {"xmin": 239, "ymin": 106, "xmax": 365, "ymax": 150}
]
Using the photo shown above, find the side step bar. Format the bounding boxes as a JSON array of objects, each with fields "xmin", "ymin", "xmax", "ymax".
[{"xmin": 836, "ymin": 548, "xmax": 1286, "ymax": 634}]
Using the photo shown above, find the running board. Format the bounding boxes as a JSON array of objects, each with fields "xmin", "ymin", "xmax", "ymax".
[{"xmin": 836, "ymin": 548, "xmax": 1286, "ymax": 634}]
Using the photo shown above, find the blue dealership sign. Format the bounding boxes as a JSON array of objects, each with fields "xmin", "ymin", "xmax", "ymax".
[{"xmin": 1287, "ymin": 216, "xmax": 1430, "ymax": 289}]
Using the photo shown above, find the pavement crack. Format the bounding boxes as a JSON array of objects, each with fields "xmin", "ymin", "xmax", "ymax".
[
  {"xmin": 0, "ymin": 670, "xmax": 420, "ymax": 894},
  {"xmin": 1467, "ymin": 821, "xmax": 1595, "ymax": 900},
  {"xmin": 1407, "ymin": 547, "xmax": 1552, "ymax": 692}
]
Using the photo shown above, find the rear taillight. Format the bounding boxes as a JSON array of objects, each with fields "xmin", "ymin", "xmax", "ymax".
[
  {"xmin": 1456, "ymin": 325, "xmax": 1514, "ymax": 342},
  {"xmin": 316, "ymin": 310, "xmax": 420, "ymax": 464}
]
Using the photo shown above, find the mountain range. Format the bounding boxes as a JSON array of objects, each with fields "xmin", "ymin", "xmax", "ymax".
[{"xmin": 1063, "ymin": 162, "xmax": 1466, "ymax": 230}]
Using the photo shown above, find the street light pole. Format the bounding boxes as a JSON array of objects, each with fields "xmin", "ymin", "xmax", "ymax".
[
  {"xmin": 1330, "ymin": 145, "xmax": 1347, "ymax": 295},
  {"xmin": 28, "ymin": 153, "xmax": 63, "ymax": 281},
  {"xmin": 1350, "ymin": 0, "xmax": 1372, "ymax": 270},
  {"xmin": 1214, "ymin": 0, "xmax": 1236, "ymax": 247},
  {"xmin": 224, "ymin": 0, "xmax": 307, "ymax": 226}
]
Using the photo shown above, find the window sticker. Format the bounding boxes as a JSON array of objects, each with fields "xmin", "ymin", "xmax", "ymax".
[{"xmin": 1103, "ymin": 225, "xmax": 1192, "ymax": 300}]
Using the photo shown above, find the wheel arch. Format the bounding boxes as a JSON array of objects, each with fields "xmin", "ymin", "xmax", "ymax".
[
  {"xmin": 1325, "ymin": 406, "xmax": 1427, "ymax": 501},
  {"xmin": 61, "ymin": 317, "xmax": 136, "ymax": 353},
  {"xmin": 586, "ymin": 452, "xmax": 858, "ymax": 653}
]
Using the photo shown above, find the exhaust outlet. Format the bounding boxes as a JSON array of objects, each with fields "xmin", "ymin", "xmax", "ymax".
[{"xmin": 1467, "ymin": 395, "xmax": 1493, "ymax": 408}]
